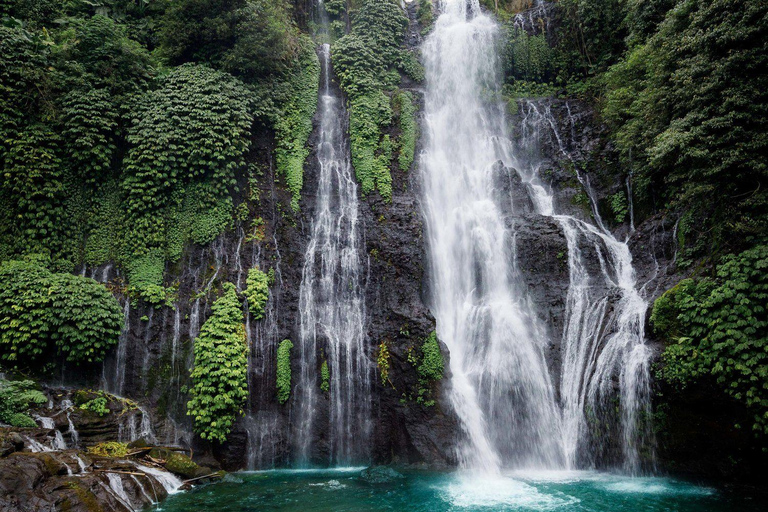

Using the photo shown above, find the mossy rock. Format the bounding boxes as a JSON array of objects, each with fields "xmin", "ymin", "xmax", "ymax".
[
  {"xmin": 127, "ymin": 438, "xmax": 149, "ymax": 449},
  {"xmin": 164, "ymin": 452, "xmax": 200, "ymax": 478},
  {"xmin": 148, "ymin": 447, "xmax": 172, "ymax": 460},
  {"xmin": 23, "ymin": 452, "xmax": 69, "ymax": 476}
]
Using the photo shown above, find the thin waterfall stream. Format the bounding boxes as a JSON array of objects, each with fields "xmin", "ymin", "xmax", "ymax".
[
  {"xmin": 421, "ymin": 0, "xmax": 652, "ymax": 474},
  {"xmin": 294, "ymin": 42, "xmax": 371, "ymax": 466}
]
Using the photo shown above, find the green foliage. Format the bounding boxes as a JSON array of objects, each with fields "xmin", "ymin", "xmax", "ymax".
[
  {"xmin": 159, "ymin": 0, "xmax": 299, "ymax": 80},
  {"xmin": 652, "ymin": 245, "xmax": 768, "ymax": 435},
  {"xmin": 1, "ymin": 123, "xmax": 65, "ymax": 258},
  {"xmin": 273, "ymin": 37, "xmax": 320, "ymax": 211},
  {"xmin": 404, "ymin": 331, "xmax": 444, "ymax": 407},
  {"xmin": 609, "ymin": 190, "xmax": 629, "ymax": 223},
  {"xmin": 418, "ymin": 331, "xmax": 444, "ymax": 383},
  {"xmin": 187, "ymin": 283, "xmax": 248, "ymax": 443},
  {"xmin": 555, "ymin": 0, "xmax": 627, "ymax": 78},
  {"xmin": 245, "ymin": 267, "xmax": 270, "ymax": 319},
  {"xmin": 320, "ymin": 359, "xmax": 330, "ymax": 393},
  {"xmin": 332, "ymin": 0, "xmax": 412, "ymax": 201},
  {"xmin": 0, "ymin": 257, "xmax": 123, "ymax": 369},
  {"xmin": 506, "ymin": 31, "xmax": 554, "ymax": 83},
  {"xmin": 603, "ymin": 0, "xmax": 768, "ymax": 255},
  {"xmin": 377, "ymin": 341, "xmax": 391, "ymax": 387},
  {"xmin": 276, "ymin": 339, "xmax": 293, "ymax": 404},
  {"xmin": 393, "ymin": 90, "xmax": 417, "ymax": 172},
  {"xmin": 87, "ymin": 441, "xmax": 128, "ymax": 457},
  {"xmin": 122, "ymin": 64, "xmax": 250, "ymax": 294},
  {"xmin": 80, "ymin": 397, "xmax": 110, "ymax": 417},
  {"xmin": 62, "ymin": 14, "xmax": 154, "ymax": 96},
  {"xmin": 0, "ymin": 379, "xmax": 47, "ymax": 428},
  {"xmin": 417, "ymin": 0, "xmax": 434, "ymax": 33}
]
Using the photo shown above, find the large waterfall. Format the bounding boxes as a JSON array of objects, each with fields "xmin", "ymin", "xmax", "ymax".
[
  {"xmin": 421, "ymin": 0, "xmax": 652, "ymax": 473},
  {"xmin": 421, "ymin": 0, "xmax": 563, "ymax": 472},
  {"xmin": 294, "ymin": 43, "xmax": 371, "ymax": 466}
]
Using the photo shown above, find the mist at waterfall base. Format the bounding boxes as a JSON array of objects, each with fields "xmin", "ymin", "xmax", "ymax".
[{"xmin": 155, "ymin": 469, "xmax": 763, "ymax": 512}]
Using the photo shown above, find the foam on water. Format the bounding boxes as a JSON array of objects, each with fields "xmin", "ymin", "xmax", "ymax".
[{"xmin": 440, "ymin": 473, "xmax": 579, "ymax": 510}]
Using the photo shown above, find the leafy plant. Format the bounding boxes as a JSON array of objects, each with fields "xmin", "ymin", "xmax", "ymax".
[
  {"xmin": 332, "ymin": 0, "xmax": 413, "ymax": 201},
  {"xmin": 80, "ymin": 397, "xmax": 110, "ymax": 417},
  {"xmin": 245, "ymin": 267, "xmax": 270, "ymax": 319},
  {"xmin": 273, "ymin": 37, "xmax": 320, "ymax": 211},
  {"xmin": 377, "ymin": 341, "xmax": 392, "ymax": 387},
  {"xmin": 121, "ymin": 64, "xmax": 251, "ymax": 297},
  {"xmin": 276, "ymin": 339, "xmax": 293, "ymax": 404},
  {"xmin": 652, "ymin": 244, "xmax": 768, "ymax": 436},
  {"xmin": 0, "ymin": 379, "xmax": 47, "ymax": 428},
  {"xmin": 187, "ymin": 283, "xmax": 248, "ymax": 443},
  {"xmin": 0, "ymin": 257, "xmax": 124, "ymax": 369},
  {"xmin": 603, "ymin": 0, "xmax": 768, "ymax": 255}
]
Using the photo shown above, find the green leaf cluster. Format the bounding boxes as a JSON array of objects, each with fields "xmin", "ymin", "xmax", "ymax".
[
  {"xmin": 87, "ymin": 441, "xmax": 129, "ymax": 458},
  {"xmin": 652, "ymin": 244, "xmax": 768, "ymax": 436},
  {"xmin": 603, "ymin": 0, "xmax": 768, "ymax": 256},
  {"xmin": 159, "ymin": 0, "xmax": 299, "ymax": 81},
  {"xmin": 80, "ymin": 396, "xmax": 110, "ymax": 417},
  {"xmin": 410, "ymin": 331, "xmax": 444, "ymax": 407},
  {"xmin": 320, "ymin": 359, "xmax": 330, "ymax": 393},
  {"xmin": 332, "ymin": 0, "xmax": 416, "ymax": 201},
  {"xmin": 245, "ymin": 267, "xmax": 271, "ymax": 320},
  {"xmin": 121, "ymin": 64, "xmax": 251, "ymax": 297},
  {"xmin": 276, "ymin": 339, "xmax": 293, "ymax": 404},
  {"xmin": 0, "ymin": 257, "xmax": 124, "ymax": 369},
  {"xmin": 0, "ymin": 379, "xmax": 47, "ymax": 428},
  {"xmin": 187, "ymin": 283, "xmax": 248, "ymax": 443},
  {"xmin": 273, "ymin": 37, "xmax": 320, "ymax": 211}
]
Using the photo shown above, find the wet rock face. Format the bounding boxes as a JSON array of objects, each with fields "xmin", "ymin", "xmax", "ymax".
[{"xmin": 0, "ymin": 452, "xmax": 170, "ymax": 512}]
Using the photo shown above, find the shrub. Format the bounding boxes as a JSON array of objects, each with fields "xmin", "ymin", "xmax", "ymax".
[
  {"xmin": 332, "ymin": 0, "xmax": 413, "ymax": 201},
  {"xmin": 245, "ymin": 268, "xmax": 270, "ymax": 320},
  {"xmin": 276, "ymin": 339, "xmax": 293, "ymax": 404},
  {"xmin": 320, "ymin": 359, "xmax": 330, "ymax": 393},
  {"xmin": 80, "ymin": 397, "xmax": 110, "ymax": 417},
  {"xmin": 121, "ymin": 64, "xmax": 251, "ymax": 293},
  {"xmin": 0, "ymin": 257, "xmax": 124, "ymax": 369},
  {"xmin": 159, "ymin": 0, "xmax": 298, "ymax": 80},
  {"xmin": 187, "ymin": 283, "xmax": 248, "ymax": 443},
  {"xmin": 652, "ymin": 244, "xmax": 768, "ymax": 435},
  {"xmin": 273, "ymin": 37, "xmax": 319, "ymax": 211}
]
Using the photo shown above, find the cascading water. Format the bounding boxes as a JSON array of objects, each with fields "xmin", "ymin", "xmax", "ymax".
[
  {"xmin": 245, "ymin": 240, "xmax": 284, "ymax": 469},
  {"xmin": 294, "ymin": 42, "xmax": 370, "ymax": 466},
  {"xmin": 510, "ymin": 100, "xmax": 653, "ymax": 473},
  {"xmin": 420, "ymin": 0, "xmax": 563, "ymax": 472},
  {"xmin": 421, "ymin": 0, "xmax": 652, "ymax": 474}
]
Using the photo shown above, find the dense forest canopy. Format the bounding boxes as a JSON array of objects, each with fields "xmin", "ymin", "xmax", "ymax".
[{"xmin": 0, "ymin": 0, "xmax": 766, "ymax": 466}]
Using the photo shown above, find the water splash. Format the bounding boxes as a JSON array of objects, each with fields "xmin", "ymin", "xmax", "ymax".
[{"xmin": 294, "ymin": 43, "xmax": 370, "ymax": 466}]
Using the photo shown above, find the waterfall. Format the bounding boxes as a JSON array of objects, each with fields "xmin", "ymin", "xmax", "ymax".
[
  {"xmin": 421, "ymin": 0, "xmax": 652, "ymax": 474},
  {"xmin": 245, "ymin": 239, "xmax": 283, "ymax": 469},
  {"xmin": 421, "ymin": 0, "xmax": 563, "ymax": 472},
  {"xmin": 294, "ymin": 43, "xmax": 370, "ymax": 466},
  {"xmin": 511, "ymin": 101, "xmax": 653, "ymax": 472},
  {"xmin": 104, "ymin": 299, "xmax": 131, "ymax": 395}
]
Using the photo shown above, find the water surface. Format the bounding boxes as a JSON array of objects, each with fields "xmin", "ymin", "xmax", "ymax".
[{"xmin": 156, "ymin": 469, "xmax": 763, "ymax": 512}]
